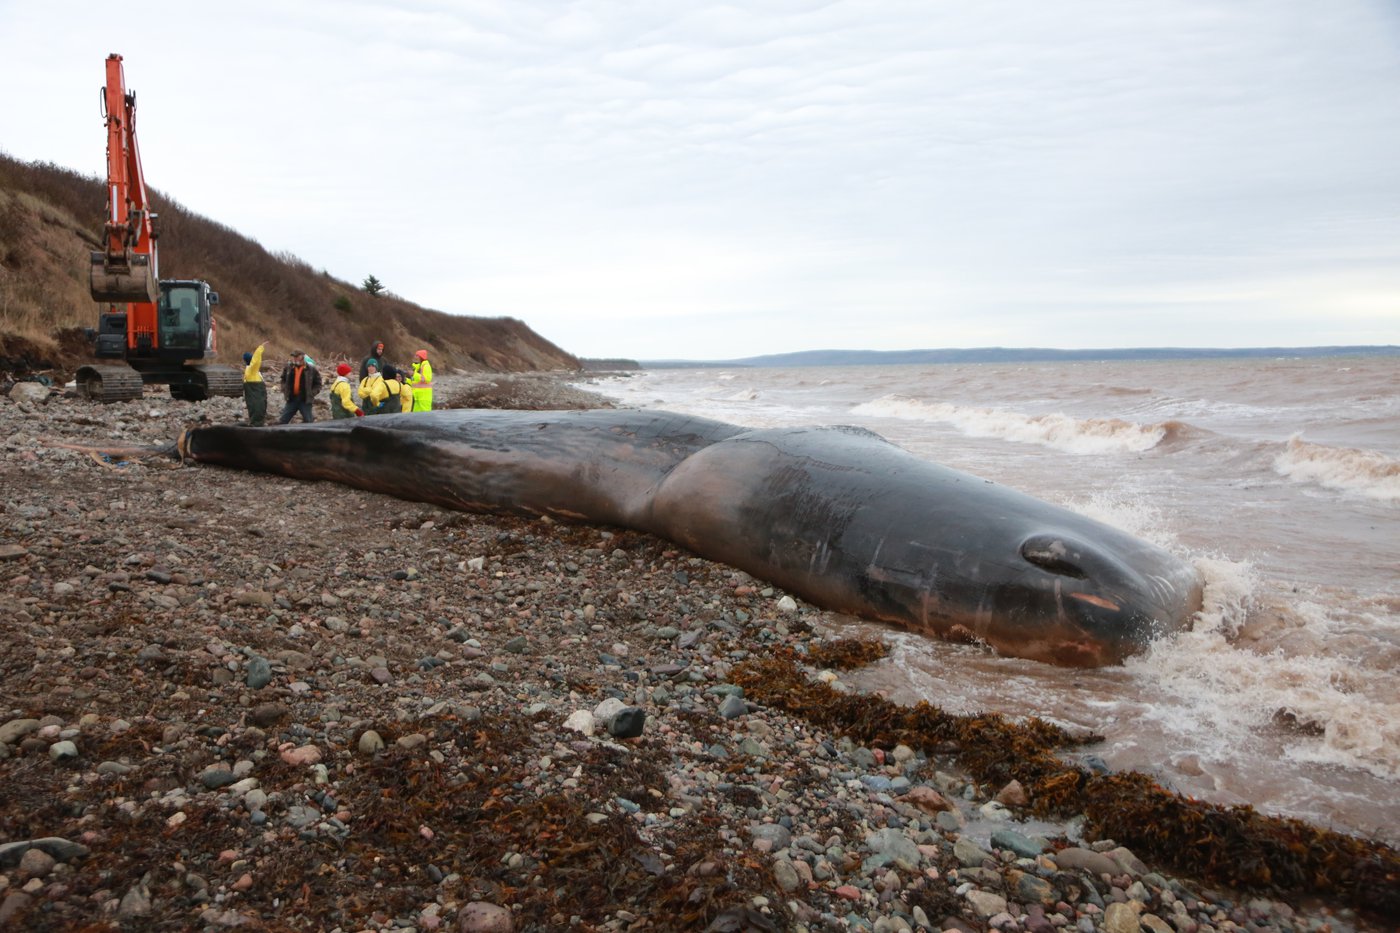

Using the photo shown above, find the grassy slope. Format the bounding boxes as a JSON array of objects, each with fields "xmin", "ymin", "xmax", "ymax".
[{"xmin": 0, "ymin": 153, "xmax": 580, "ymax": 375}]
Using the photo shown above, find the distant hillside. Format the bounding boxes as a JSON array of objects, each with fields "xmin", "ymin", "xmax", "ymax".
[
  {"xmin": 0, "ymin": 153, "xmax": 580, "ymax": 376},
  {"xmin": 643, "ymin": 345, "xmax": 1400, "ymax": 368}
]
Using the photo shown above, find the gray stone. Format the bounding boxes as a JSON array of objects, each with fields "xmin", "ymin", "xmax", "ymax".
[
  {"xmin": 749, "ymin": 823, "xmax": 791, "ymax": 851},
  {"xmin": 49, "ymin": 740, "xmax": 79, "ymax": 762},
  {"xmin": 0, "ymin": 719, "xmax": 40, "ymax": 745},
  {"xmin": 118, "ymin": 884, "xmax": 152, "ymax": 919},
  {"xmin": 358, "ymin": 730, "xmax": 385, "ymax": 755},
  {"xmin": 592, "ymin": 697, "xmax": 627, "ymax": 723},
  {"xmin": 953, "ymin": 835, "xmax": 992, "ymax": 867},
  {"xmin": 199, "ymin": 768, "xmax": 238, "ymax": 790},
  {"xmin": 285, "ymin": 805, "xmax": 320, "ymax": 828},
  {"xmin": 991, "ymin": 827, "xmax": 1048, "ymax": 858},
  {"xmin": 772, "ymin": 858, "xmax": 802, "ymax": 892},
  {"xmin": 732, "ymin": 734, "xmax": 768, "ymax": 758},
  {"xmin": 607, "ymin": 707, "xmax": 646, "ymax": 738},
  {"xmin": 865, "ymin": 828, "xmax": 922, "ymax": 869},
  {"xmin": 1107, "ymin": 846, "xmax": 1149, "ymax": 877},
  {"xmin": 1010, "ymin": 869, "xmax": 1057, "ymax": 905},
  {"xmin": 137, "ymin": 643, "xmax": 166, "ymax": 662},
  {"xmin": 246, "ymin": 657, "xmax": 272, "ymax": 690},
  {"xmin": 1053, "ymin": 846, "xmax": 1121, "ymax": 877},
  {"xmin": 934, "ymin": 810, "xmax": 964, "ymax": 832},
  {"xmin": 965, "ymin": 890, "xmax": 1008, "ymax": 919},
  {"xmin": 29, "ymin": 837, "xmax": 89, "ymax": 862},
  {"xmin": 717, "ymin": 694, "xmax": 747, "ymax": 719}
]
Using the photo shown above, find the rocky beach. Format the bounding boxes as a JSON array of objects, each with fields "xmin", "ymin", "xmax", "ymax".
[{"xmin": 0, "ymin": 373, "xmax": 1391, "ymax": 932}]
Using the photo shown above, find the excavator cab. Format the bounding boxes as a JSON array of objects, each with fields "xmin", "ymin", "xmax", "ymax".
[{"xmin": 158, "ymin": 283, "xmax": 216, "ymax": 352}]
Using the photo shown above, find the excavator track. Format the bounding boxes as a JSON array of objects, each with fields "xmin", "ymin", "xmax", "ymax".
[
  {"xmin": 76, "ymin": 364, "xmax": 145, "ymax": 403},
  {"xmin": 186, "ymin": 364, "xmax": 243, "ymax": 399}
]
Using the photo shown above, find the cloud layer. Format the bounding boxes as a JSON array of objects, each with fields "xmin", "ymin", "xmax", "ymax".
[{"xmin": 4, "ymin": 0, "xmax": 1398, "ymax": 358}]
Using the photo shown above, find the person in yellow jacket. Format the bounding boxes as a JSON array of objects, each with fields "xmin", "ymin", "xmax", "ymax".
[
  {"xmin": 241, "ymin": 342, "xmax": 267, "ymax": 426},
  {"xmin": 358, "ymin": 359, "xmax": 390, "ymax": 415},
  {"xmin": 410, "ymin": 349, "xmax": 434, "ymax": 411},
  {"xmin": 330, "ymin": 363, "xmax": 364, "ymax": 419},
  {"xmin": 382, "ymin": 366, "xmax": 412, "ymax": 413}
]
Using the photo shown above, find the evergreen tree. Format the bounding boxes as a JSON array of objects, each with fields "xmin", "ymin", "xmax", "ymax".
[{"xmin": 361, "ymin": 274, "xmax": 385, "ymax": 295}]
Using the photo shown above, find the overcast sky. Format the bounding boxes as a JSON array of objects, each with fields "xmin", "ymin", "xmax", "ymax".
[{"xmin": 3, "ymin": 1, "xmax": 1398, "ymax": 360}]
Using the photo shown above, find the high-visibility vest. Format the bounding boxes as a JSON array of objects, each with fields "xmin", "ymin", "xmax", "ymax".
[{"xmin": 411, "ymin": 360, "xmax": 434, "ymax": 410}]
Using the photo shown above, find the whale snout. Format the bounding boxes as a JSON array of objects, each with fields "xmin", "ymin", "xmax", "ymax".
[{"xmin": 1013, "ymin": 531, "xmax": 1202, "ymax": 665}]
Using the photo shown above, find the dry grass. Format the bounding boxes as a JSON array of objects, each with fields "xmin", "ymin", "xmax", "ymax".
[{"xmin": 0, "ymin": 152, "xmax": 580, "ymax": 376}]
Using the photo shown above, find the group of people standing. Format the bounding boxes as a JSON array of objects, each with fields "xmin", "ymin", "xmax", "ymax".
[{"xmin": 239, "ymin": 340, "xmax": 434, "ymax": 426}]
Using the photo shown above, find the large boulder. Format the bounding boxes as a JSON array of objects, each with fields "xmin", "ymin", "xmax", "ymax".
[{"xmin": 8, "ymin": 383, "xmax": 50, "ymax": 405}]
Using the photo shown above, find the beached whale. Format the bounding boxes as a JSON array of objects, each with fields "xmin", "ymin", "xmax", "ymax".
[{"xmin": 177, "ymin": 409, "xmax": 1202, "ymax": 666}]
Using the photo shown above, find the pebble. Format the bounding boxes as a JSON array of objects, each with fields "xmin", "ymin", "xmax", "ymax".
[
  {"xmin": 607, "ymin": 707, "xmax": 646, "ymax": 738},
  {"xmin": 0, "ymin": 719, "xmax": 40, "ymax": 746},
  {"xmin": 48, "ymin": 740, "xmax": 78, "ymax": 762},
  {"xmin": 457, "ymin": 900, "xmax": 513, "ymax": 932},
  {"xmin": 246, "ymin": 657, "xmax": 272, "ymax": 689},
  {"xmin": 718, "ymin": 694, "xmax": 748, "ymax": 719}
]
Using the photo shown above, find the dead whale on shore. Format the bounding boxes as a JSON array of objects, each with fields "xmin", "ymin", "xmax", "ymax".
[{"xmin": 177, "ymin": 409, "xmax": 1202, "ymax": 666}]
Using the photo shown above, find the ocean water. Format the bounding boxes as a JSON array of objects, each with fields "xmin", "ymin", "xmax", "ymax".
[{"xmin": 582, "ymin": 356, "xmax": 1400, "ymax": 844}]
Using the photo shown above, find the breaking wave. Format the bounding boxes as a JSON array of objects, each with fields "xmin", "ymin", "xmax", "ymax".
[
  {"xmin": 852, "ymin": 395, "xmax": 1175, "ymax": 455},
  {"xmin": 1273, "ymin": 435, "xmax": 1400, "ymax": 503}
]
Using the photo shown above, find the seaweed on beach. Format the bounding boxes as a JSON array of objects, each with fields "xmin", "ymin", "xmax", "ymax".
[
  {"xmin": 276, "ymin": 718, "xmax": 789, "ymax": 931},
  {"xmin": 730, "ymin": 641, "xmax": 1399, "ymax": 918}
]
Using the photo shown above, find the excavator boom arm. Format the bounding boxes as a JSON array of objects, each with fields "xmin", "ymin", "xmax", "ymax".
[{"xmin": 91, "ymin": 53, "xmax": 159, "ymax": 304}]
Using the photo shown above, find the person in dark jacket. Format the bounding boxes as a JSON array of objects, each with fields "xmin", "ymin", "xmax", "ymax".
[
  {"xmin": 277, "ymin": 350, "xmax": 323, "ymax": 423},
  {"xmin": 360, "ymin": 341, "xmax": 387, "ymax": 380}
]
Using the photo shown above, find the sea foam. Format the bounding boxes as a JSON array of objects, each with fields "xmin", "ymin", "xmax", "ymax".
[
  {"xmin": 1272, "ymin": 435, "xmax": 1400, "ymax": 503},
  {"xmin": 852, "ymin": 395, "xmax": 1167, "ymax": 455},
  {"xmin": 1129, "ymin": 560, "xmax": 1400, "ymax": 782}
]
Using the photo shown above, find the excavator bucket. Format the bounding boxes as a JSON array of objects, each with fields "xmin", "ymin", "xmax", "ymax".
[{"xmin": 90, "ymin": 250, "xmax": 158, "ymax": 304}]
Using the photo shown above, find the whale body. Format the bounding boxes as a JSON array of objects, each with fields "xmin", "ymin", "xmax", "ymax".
[{"xmin": 179, "ymin": 409, "xmax": 1202, "ymax": 666}]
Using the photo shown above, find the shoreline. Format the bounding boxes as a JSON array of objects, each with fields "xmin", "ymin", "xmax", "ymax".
[{"xmin": 0, "ymin": 373, "xmax": 1392, "ymax": 931}]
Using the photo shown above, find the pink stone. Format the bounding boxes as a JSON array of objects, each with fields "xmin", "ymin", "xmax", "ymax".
[
  {"xmin": 457, "ymin": 901, "xmax": 513, "ymax": 932},
  {"xmin": 900, "ymin": 785, "xmax": 954, "ymax": 814},
  {"xmin": 995, "ymin": 779, "xmax": 1028, "ymax": 807},
  {"xmin": 279, "ymin": 744, "xmax": 322, "ymax": 766},
  {"xmin": 835, "ymin": 885, "xmax": 862, "ymax": 901},
  {"xmin": 232, "ymin": 873, "xmax": 253, "ymax": 891}
]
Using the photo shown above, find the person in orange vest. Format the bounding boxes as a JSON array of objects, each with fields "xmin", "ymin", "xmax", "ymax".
[
  {"xmin": 409, "ymin": 349, "xmax": 434, "ymax": 411},
  {"xmin": 277, "ymin": 350, "xmax": 322, "ymax": 423}
]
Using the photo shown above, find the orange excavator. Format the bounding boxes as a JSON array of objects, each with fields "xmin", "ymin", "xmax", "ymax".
[{"xmin": 79, "ymin": 53, "xmax": 241, "ymax": 402}]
